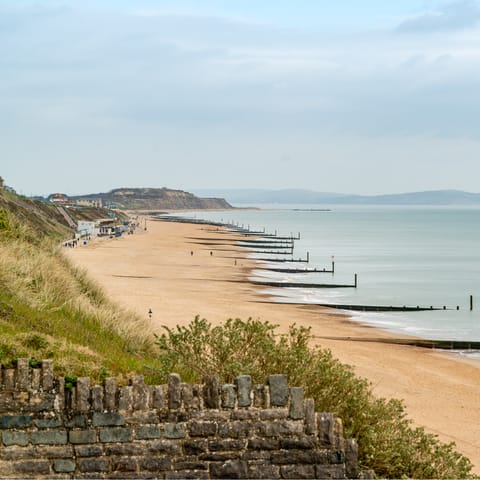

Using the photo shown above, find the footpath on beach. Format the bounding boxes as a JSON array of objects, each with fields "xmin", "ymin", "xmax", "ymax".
[{"xmin": 66, "ymin": 215, "xmax": 480, "ymax": 472}]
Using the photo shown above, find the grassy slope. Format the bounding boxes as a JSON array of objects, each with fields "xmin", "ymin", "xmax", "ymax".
[{"xmin": 0, "ymin": 190, "xmax": 163, "ymax": 383}]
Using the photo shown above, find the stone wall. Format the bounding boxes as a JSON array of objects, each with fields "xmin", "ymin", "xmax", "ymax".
[{"xmin": 0, "ymin": 359, "xmax": 369, "ymax": 479}]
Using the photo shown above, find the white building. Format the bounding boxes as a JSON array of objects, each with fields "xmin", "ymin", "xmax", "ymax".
[
  {"xmin": 75, "ymin": 218, "xmax": 125, "ymax": 239},
  {"xmin": 76, "ymin": 221, "xmax": 96, "ymax": 238},
  {"xmin": 76, "ymin": 198, "xmax": 102, "ymax": 208}
]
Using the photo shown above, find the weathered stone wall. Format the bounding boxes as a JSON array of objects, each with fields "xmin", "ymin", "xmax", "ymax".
[{"xmin": 0, "ymin": 359, "xmax": 367, "ymax": 479}]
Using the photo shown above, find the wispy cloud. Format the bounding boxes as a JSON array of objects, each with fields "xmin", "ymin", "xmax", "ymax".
[
  {"xmin": 397, "ymin": 0, "xmax": 480, "ymax": 33},
  {"xmin": 3, "ymin": 1, "xmax": 480, "ymax": 194},
  {"xmin": 2, "ymin": 3, "xmax": 480, "ymax": 135}
]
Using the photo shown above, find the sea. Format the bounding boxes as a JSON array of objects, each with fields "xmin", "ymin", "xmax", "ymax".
[{"xmin": 171, "ymin": 205, "xmax": 480, "ymax": 356}]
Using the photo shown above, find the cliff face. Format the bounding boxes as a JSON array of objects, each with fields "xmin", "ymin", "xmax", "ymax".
[
  {"xmin": 73, "ymin": 188, "xmax": 232, "ymax": 210},
  {"xmin": 0, "ymin": 189, "xmax": 73, "ymax": 238}
]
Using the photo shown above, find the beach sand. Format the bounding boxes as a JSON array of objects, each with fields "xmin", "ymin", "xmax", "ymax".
[{"xmin": 66, "ymin": 217, "xmax": 480, "ymax": 471}]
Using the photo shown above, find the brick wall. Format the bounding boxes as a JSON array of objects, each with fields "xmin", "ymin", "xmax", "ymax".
[{"xmin": 0, "ymin": 359, "xmax": 370, "ymax": 479}]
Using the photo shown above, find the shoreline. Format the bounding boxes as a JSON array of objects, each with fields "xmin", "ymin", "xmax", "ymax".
[
  {"xmin": 66, "ymin": 216, "xmax": 480, "ymax": 471},
  {"xmin": 163, "ymin": 214, "xmax": 480, "ymax": 354}
]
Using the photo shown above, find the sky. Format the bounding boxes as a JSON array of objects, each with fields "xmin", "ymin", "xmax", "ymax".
[{"xmin": 2, "ymin": 0, "xmax": 480, "ymax": 196}]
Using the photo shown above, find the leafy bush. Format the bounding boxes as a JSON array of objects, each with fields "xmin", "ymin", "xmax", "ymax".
[{"xmin": 155, "ymin": 316, "xmax": 474, "ymax": 479}]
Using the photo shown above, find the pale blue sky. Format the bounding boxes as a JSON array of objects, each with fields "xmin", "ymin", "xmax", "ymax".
[{"xmin": 2, "ymin": 0, "xmax": 480, "ymax": 196}]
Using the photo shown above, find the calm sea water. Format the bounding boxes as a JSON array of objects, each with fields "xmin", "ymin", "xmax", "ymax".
[{"xmin": 174, "ymin": 205, "xmax": 480, "ymax": 348}]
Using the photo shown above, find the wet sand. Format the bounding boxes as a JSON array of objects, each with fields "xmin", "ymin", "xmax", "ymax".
[{"xmin": 66, "ymin": 218, "xmax": 480, "ymax": 471}]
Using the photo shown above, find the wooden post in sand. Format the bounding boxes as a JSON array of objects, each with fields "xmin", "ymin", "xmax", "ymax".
[
  {"xmin": 470, "ymin": 295, "xmax": 473, "ymax": 311},
  {"xmin": 354, "ymin": 274, "xmax": 358, "ymax": 288}
]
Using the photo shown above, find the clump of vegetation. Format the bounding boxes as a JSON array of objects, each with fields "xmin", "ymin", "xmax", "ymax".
[
  {"xmin": 64, "ymin": 374, "xmax": 78, "ymax": 391},
  {"xmin": 0, "ymin": 208, "xmax": 9, "ymax": 231},
  {"xmin": 156, "ymin": 316, "xmax": 474, "ymax": 479},
  {"xmin": 0, "ymin": 208, "xmax": 33, "ymax": 241}
]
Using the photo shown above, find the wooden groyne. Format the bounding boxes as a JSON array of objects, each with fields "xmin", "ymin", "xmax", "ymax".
[
  {"xmin": 239, "ymin": 231, "xmax": 301, "ymax": 240},
  {"xmin": 251, "ymin": 276, "xmax": 357, "ymax": 289},
  {"xmin": 239, "ymin": 231, "xmax": 276, "ymax": 237},
  {"xmin": 315, "ymin": 303, "xmax": 443, "ymax": 311},
  {"xmin": 190, "ymin": 241, "xmax": 235, "ymax": 247},
  {"xmin": 262, "ymin": 266, "xmax": 334, "ymax": 274},
  {"xmin": 270, "ymin": 234, "xmax": 301, "ymax": 240},
  {"xmin": 260, "ymin": 260, "xmax": 335, "ymax": 274},
  {"xmin": 237, "ymin": 238, "xmax": 294, "ymax": 245},
  {"xmin": 155, "ymin": 215, "xmax": 300, "ymax": 242},
  {"xmin": 155, "ymin": 215, "xmax": 225, "ymax": 227},
  {"xmin": 256, "ymin": 253, "xmax": 309, "ymax": 263},
  {"xmin": 250, "ymin": 250, "xmax": 294, "ymax": 255},
  {"xmin": 315, "ymin": 336, "xmax": 480, "ymax": 351},
  {"xmin": 256, "ymin": 257, "xmax": 308, "ymax": 263},
  {"xmin": 238, "ymin": 243, "xmax": 294, "ymax": 250},
  {"xmin": 265, "ymin": 301, "xmax": 451, "ymax": 312}
]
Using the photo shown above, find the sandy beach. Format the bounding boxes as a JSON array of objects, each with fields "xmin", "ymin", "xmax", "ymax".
[{"xmin": 66, "ymin": 217, "xmax": 480, "ymax": 471}]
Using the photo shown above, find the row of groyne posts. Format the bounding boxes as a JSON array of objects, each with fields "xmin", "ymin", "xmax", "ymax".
[
  {"xmin": 221, "ymin": 220, "xmax": 480, "ymax": 351},
  {"xmin": 158, "ymin": 214, "xmax": 475, "ymax": 313},
  {"xmin": 153, "ymin": 213, "xmax": 480, "ymax": 350},
  {"xmin": 227, "ymin": 221, "xmax": 479, "ymax": 312},
  {"xmin": 228, "ymin": 225, "xmax": 358, "ymax": 289},
  {"xmin": 156, "ymin": 214, "xmax": 477, "ymax": 350}
]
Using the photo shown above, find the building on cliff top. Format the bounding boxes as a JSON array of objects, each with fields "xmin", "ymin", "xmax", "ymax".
[{"xmin": 48, "ymin": 193, "xmax": 71, "ymax": 205}]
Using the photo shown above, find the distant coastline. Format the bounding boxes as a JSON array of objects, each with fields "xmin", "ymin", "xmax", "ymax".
[
  {"xmin": 192, "ymin": 188, "xmax": 480, "ymax": 206},
  {"xmin": 292, "ymin": 208, "xmax": 331, "ymax": 212}
]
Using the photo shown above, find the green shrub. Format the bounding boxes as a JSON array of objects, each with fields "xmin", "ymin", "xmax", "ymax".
[
  {"xmin": 155, "ymin": 316, "xmax": 474, "ymax": 479},
  {"xmin": 29, "ymin": 358, "xmax": 40, "ymax": 368},
  {"xmin": 64, "ymin": 374, "xmax": 78, "ymax": 390},
  {"xmin": 0, "ymin": 209, "xmax": 9, "ymax": 232}
]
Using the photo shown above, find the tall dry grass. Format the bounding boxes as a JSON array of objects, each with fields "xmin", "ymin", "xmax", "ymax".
[
  {"xmin": 0, "ymin": 239, "xmax": 153, "ymax": 345},
  {"xmin": 0, "ymin": 204, "xmax": 162, "ymax": 382}
]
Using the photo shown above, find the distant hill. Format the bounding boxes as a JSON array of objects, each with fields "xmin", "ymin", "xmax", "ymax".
[
  {"xmin": 192, "ymin": 189, "xmax": 480, "ymax": 206},
  {"xmin": 71, "ymin": 187, "xmax": 232, "ymax": 210}
]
